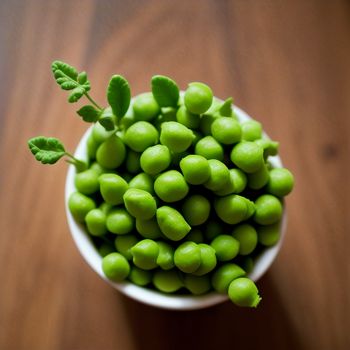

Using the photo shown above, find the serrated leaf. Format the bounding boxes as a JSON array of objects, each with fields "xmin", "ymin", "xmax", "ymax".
[
  {"xmin": 77, "ymin": 105, "xmax": 100, "ymax": 122},
  {"xmin": 77, "ymin": 71, "xmax": 88, "ymax": 84},
  {"xmin": 51, "ymin": 60, "xmax": 91, "ymax": 101},
  {"xmin": 151, "ymin": 75, "xmax": 179, "ymax": 108},
  {"xmin": 52, "ymin": 61, "xmax": 78, "ymax": 80},
  {"xmin": 28, "ymin": 136, "xmax": 66, "ymax": 164},
  {"xmin": 68, "ymin": 87, "xmax": 85, "ymax": 103},
  {"xmin": 107, "ymin": 75, "xmax": 131, "ymax": 118},
  {"xmin": 219, "ymin": 97, "xmax": 233, "ymax": 117},
  {"xmin": 61, "ymin": 81, "xmax": 78, "ymax": 90}
]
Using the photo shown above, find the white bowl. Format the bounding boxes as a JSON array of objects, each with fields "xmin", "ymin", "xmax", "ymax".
[{"xmin": 65, "ymin": 105, "xmax": 287, "ymax": 310}]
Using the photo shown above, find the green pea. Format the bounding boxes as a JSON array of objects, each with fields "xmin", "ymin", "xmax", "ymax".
[
  {"xmin": 215, "ymin": 168, "xmax": 247, "ymax": 196},
  {"xmin": 74, "ymin": 169, "xmax": 99, "ymax": 195},
  {"xmin": 124, "ymin": 121, "xmax": 159, "ymax": 152},
  {"xmin": 174, "ymin": 241, "xmax": 201, "ymax": 273},
  {"xmin": 129, "ymin": 172, "xmax": 154, "ymax": 194},
  {"xmin": 214, "ymin": 194, "xmax": 255, "ymax": 224},
  {"xmin": 87, "ymin": 133, "xmax": 98, "ymax": 159},
  {"xmin": 182, "ymin": 195, "xmax": 210, "ymax": 226},
  {"xmin": 257, "ymin": 222, "xmax": 281, "ymax": 246},
  {"xmin": 211, "ymin": 263, "xmax": 246, "ymax": 294},
  {"xmin": 202, "ymin": 97, "xmax": 222, "ymax": 113},
  {"xmin": 179, "ymin": 154, "xmax": 210, "ymax": 185},
  {"xmin": 210, "ymin": 235, "xmax": 240, "ymax": 261},
  {"xmin": 99, "ymin": 202, "xmax": 113, "ymax": 215},
  {"xmin": 153, "ymin": 269, "xmax": 183, "ymax": 293},
  {"xmin": 99, "ymin": 174, "xmax": 129, "ymax": 205},
  {"xmin": 230, "ymin": 169, "xmax": 247, "ymax": 193},
  {"xmin": 136, "ymin": 217, "xmax": 163, "ymax": 239},
  {"xmin": 98, "ymin": 243, "xmax": 115, "ymax": 257},
  {"xmin": 114, "ymin": 234, "xmax": 138, "ymax": 260},
  {"xmin": 247, "ymin": 162, "xmax": 270, "ymax": 190},
  {"xmin": 140, "ymin": 144, "xmax": 171, "ymax": 175},
  {"xmin": 255, "ymin": 139, "xmax": 279, "ymax": 157},
  {"xmin": 254, "ymin": 194, "xmax": 282, "ymax": 225},
  {"xmin": 228, "ymin": 277, "xmax": 261, "ymax": 307},
  {"xmin": 68, "ymin": 192, "xmax": 96, "ymax": 223},
  {"xmin": 129, "ymin": 266, "xmax": 152, "ymax": 286},
  {"xmin": 184, "ymin": 275, "xmax": 211, "ymax": 295},
  {"xmin": 230, "ymin": 141, "xmax": 264, "ymax": 173},
  {"xmin": 126, "ymin": 150, "xmax": 141, "ymax": 174},
  {"xmin": 186, "ymin": 228, "xmax": 204, "ymax": 243},
  {"xmin": 131, "ymin": 239, "xmax": 159, "ymax": 270},
  {"xmin": 102, "ymin": 252, "xmax": 130, "ymax": 282},
  {"xmin": 195, "ymin": 136, "xmax": 224, "ymax": 161},
  {"xmin": 160, "ymin": 121, "xmax": 194, "ymax": 153},
  {"xmin": 232, "ymin": 224, "xmax": 258, "ymax": 255},
  {"xmin": 184, "ymin": 82, "xmax": 213, "ymax": 114},
  {"xmin": 204, "ymin": 159, "xmax": 230, "ymax": 191},
  {"xmin": 89, "ymin": 162, "xmax": 109, "ymax": 176},
  {"xmin": 85, "ymin": 208, "xmax": 107, "ymax": 236},
  {"xmin": 133, "ymin": 92, "xmax": 160, "ymax": 121},
  {"xmin": 192, "ymin": 244, "xmax": 217, "ymax": 276},
  {"xmin": 211, "ymin": 117, "xmax": 242, "ymax": 145},
  {"xmin": 96, "ymin": 135, "xmax": 126, "ymax": 169},
  {"xmin": 266, "ymin": 168, "xmax": 294, "ymax": 197},
  {"xmin": 156, "ymin": 241, "xmax": 175, "ymax": 270},
  {"xmin": 156, "ymin": 206, "xmax": 191, "ymax": 241},
  {"xmin": 176, "ymin": 105, "xmax": 200, "ymax": 129},
  {"xmin": 204, "ymin": 220, "xmax": 223, "ymax": 241},
  {"xmin": 123, "ymin": 188, "xmax": 157, "ymax": 220},
  {"xmin": 106, "ymin": 208, "xmax": 134, "ymax": 234},
  {"xmin": 92, "ymin": 122, "xmax": 115, "ymax": 144},
  {"xmin": 241, "ymin": 120, "xmax": 262, "ymax": 141},
  {"xmin": 154, "ymin": 170, "xmax": 189, "ymax": 202}
]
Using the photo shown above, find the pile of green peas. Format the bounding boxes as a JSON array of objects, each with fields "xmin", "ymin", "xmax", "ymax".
[{"xmin": 69, "ymin": 81, "xmax": 294, "ymax": 308}]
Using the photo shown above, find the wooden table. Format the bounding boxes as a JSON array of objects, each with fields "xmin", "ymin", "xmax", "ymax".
[{"xmin": 0, "ymin": 1, "xmax": 349, "ymax": 349}]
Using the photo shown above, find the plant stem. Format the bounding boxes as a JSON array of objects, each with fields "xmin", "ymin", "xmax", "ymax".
[
  {"xmin": 84, "ymin": 93, "xmax": 103, "ymax": 111},
  {"xmin": 65, "ymin": 152, "xmax": 88, "ymax": 172}
]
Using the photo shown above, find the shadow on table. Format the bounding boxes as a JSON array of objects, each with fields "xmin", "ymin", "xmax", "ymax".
[{"xmin": 117, "ymin": 273, "xmax": 303, "ymax": 350}]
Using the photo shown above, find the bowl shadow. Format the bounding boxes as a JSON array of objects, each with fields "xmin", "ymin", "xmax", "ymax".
[{"xmin": 116, "ymin": 272, "xmax": 303, "ymax": 350}]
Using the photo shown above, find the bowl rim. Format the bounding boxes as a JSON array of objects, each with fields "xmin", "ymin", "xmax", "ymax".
[{"xmin": 65, "ymin": 104, "xmax": 287, "ymax": 310}]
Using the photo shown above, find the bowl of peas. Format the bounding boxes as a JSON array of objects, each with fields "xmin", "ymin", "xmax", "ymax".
[
  {"xmin": 29, "ymin": 61, "xmax": 294, "ymax": 310},
  {"xmin": 66, "ymin": 83, "xmax": 293, "ymax": 310}
]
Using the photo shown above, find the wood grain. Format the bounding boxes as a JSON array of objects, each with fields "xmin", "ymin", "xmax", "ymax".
[{"xmin": 0, "ymin": 0, "xmax": 349, "ymax": 349}]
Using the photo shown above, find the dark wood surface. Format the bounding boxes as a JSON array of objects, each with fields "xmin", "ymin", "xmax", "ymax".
[{"xmin": 0, "ymin": 1, "xmax": 349, "ymax": 349}]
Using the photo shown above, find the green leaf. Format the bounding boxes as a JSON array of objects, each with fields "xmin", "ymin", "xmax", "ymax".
[
  {"xmin": 151, "ymin": 75, "xmax": 179, "ymax": 108},
  {"xmin": 61, "ymin": 81, "xmax": 78, "ymax": 90},
  {"xmin": 77, "ymin": 72, "xmax": 88, "ymax": 84},
  {"xmin": 107, "ymin": 75, "xmax": 131, "ymax": 118},
  {"xmin": 98, "ymin": 117, "xmax": 115, "ymax": 131},
  {"xmin": 28, "ymin": 137, "xmax": 66, "ymax": 164},
  {"xmin": 68, "ymin": 87, "xmax": 85, "ymax": 103},
  {"xmin": 52, "ymin": 61, "xmax": 78, "ymax": 80},
  {"xmin": 219, "ymin": 97, "xmax": 233, "ymax": 117},
  {"xmin": 77, "ymin": 105, "xmax": 100, "ymax": 122},
  {"xmin": 98, "ymin": 108, "xmax": 116, "ymax": 131},
  {"xmin": 51, "ymin": 60, "xmax": 91, "ymax": 102}
]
